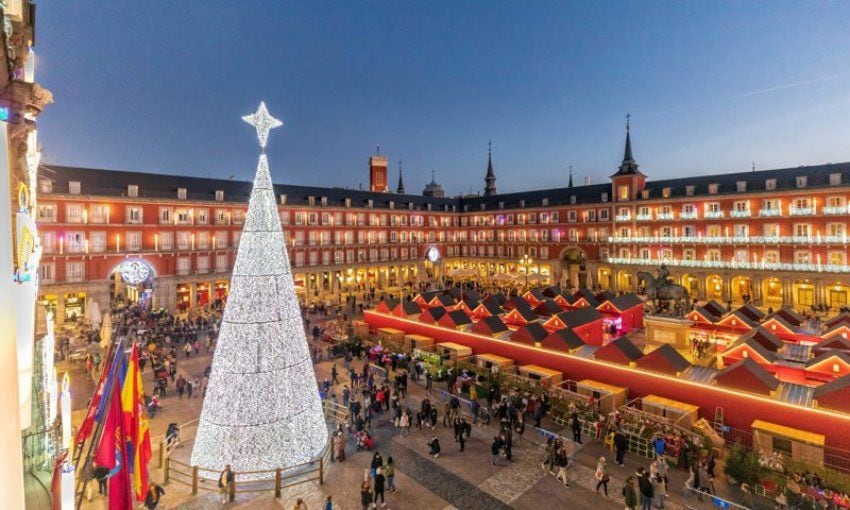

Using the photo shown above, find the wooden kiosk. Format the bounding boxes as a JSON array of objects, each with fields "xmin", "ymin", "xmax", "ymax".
[
  {"xmin": 641, "ymin": 395, "xmax": 699, "ymax": 429},
  {"xmin": 352, "ymin": 320, "xmax": 370, "ymax": 338},
  {"xmin": 518, "ymin": 364, "xmax": 563, "ymax": 385},
  {"xmin": 404, "ymin": 334, "xmax": 435, "ymax": 351},
  {"xmin": 752, "ymin": 420, "xmax": 825, "ymax": 467},
  {"xmin": 475, "ymin": 353, "xmax": 514, "ymax": 372},
  {"xmin": 577, "ymin": 379, "xmax": 628, "ymax": 414},
  {"xmin": 377, "ymin": 327, "xmax": 405, "ymax": 351},
  {"xmin": 436, "ymin": 342, "xmax": 473, "ymax": 360}
]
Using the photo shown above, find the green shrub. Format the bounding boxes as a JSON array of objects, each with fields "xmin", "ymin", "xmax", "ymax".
[{"xmin": 723, "ymin": 447, "xmax": 763, "ymax": 486}]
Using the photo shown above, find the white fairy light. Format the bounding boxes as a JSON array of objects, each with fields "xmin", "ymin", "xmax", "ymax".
[{"xmin": 191, "ymin": 103, "xmax": 327, "ymax": 477}]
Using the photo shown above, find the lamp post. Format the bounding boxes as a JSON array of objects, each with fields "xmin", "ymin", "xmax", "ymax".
[{"xmin": 518, "ymin": 254, "xmax": 533, "ymax": 289}]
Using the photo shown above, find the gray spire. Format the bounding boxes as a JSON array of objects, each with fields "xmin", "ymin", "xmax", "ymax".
[
  {"xmin": 612, "ymin": 114, "xmax": 643, "ymax": 177},
  {"xmin": 568, "ymin": 165, "xmax": 574, "ymax": 188},
  {"xmin": 484, "ymin": 140, "xmax": 497, "ymax": 196},
  {"xmin": 396, "ymin": 160, "xmax": 405, "ymax": 194}
]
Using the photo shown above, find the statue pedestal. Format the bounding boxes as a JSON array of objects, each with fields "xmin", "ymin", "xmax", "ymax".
[{"xmin": 644, "ymin": 315, "xmax": 693, "ymax": 353}]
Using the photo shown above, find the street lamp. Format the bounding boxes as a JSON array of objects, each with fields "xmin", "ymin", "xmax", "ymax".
[{"xmin": 518, "ymin": 254, "xmax": 533, "ymax": 289}]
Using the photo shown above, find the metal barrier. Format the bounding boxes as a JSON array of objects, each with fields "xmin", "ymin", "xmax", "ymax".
[{"xmin": 684, "ymin": 487, "xmax": 754, "ymax": 510}]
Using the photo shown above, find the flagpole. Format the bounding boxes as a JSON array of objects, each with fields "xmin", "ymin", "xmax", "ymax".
[{"xmin": 74, "ymin": 336, "xmax": 125, "ymax": 509}]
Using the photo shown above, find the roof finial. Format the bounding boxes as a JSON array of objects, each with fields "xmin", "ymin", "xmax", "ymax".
[
  {"xmin": 431, "ymin": 169, "xmax": 436, "ymax": 183},
  {"xmin": 488, "ymin": 139, "xmax": 492, "ymax": 157},
  {"xmin": 626, "ymin": 112, "xmax": 631, "ymax": 132},
  {"xmin": 752, "ymin": 161, "xmax": 756, "ymax": 172},
  {"xmin": 376, "ymin": 144, "xmax": 380, "ymax": 155},
  {"xmin": 568, "ymin": 165, "xmax": 574, "ymax": 188},
  {"xmin": 397, "ymin": 160, "xmax": 405, "ymax": 194}
]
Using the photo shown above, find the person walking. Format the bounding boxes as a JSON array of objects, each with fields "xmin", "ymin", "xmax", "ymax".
[
  {"xmin": 385, "ymin": 456, "xmax": 396, "ymax": 493},
  {"xmin": 292, "ymin": 497, "xmax": 308, "ymax": 510},
  {"xmin": 323, "ymin": 495, "xmax": 333, "ymax": 510},
  {"xmin": 373, "ymin": 467, "xmax": 387, "ymax": 508},
  {"xmin": 622, "ymin": 476, "xmax": 638, "ymax": 510},
  {"xmin": 186, "ymin": 378, "xmax": 194, "ymax": 399},
  {"xmin": 555, "ymin": 448, "xmax": 571, "ymax": 488},
  {"xmin": 637, "ymin": 468, "xmax": 655, "ymax": 510},
  {"xmin": 143, "ymin": 482, "xmax": 165, "ymax": 509},
  {"xmin": 491, "ymin": 435, "xmax": 504, "ymax": 466},
  {"xmin": 570, "ymin": 412, "xmax": 582, "ymax": 444},
  {"xmin": 594, "ymin": 456, "xmax": 609, "ymax": 496},
  {"xmin": 360, "ymin": 474, "xmax": 373, "ymax": 510},
  {"xmin": 331, "ymin": 364, "xmax": 339, "ymax": 385},
  {"xmin": 614, "ymin": 428, "xmax": 628, "ymax": 466},
  {"xmin": 218, "ymin": 464, "xmax": 234, "ymax": 504},
  {"xmin": 176, "ymin": 375, "xmax": 186, "ymax": 399},
  {"xmin": 370, "ymin": 451, "xmax": 384, "ymax": 478}
]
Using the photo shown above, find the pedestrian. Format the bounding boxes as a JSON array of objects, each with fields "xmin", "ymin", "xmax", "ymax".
[
  {"xmin": 653, "ymin": 473, "xmax": 666, "ymax": 509},
  {"xmin": 637, "ymin": 468, "xmax": 654, "ymax": 510},
  {"xmin": 570, "ymin": 412, "xmax": 581, "ymax": 444},
  {"xmin": 292, "ymin": 497, "xmax": 308, "ymax": 510},
  {"xmin": 186, "ymin": 378, "xmax": 194, "ymax": 399},
  {"xmin": 332, "ymin": 364, "xmax": 339, "ymax": 385},
  {"xmin": 594, "ymin": 456, "xmax": 609, "ymax": 496},
  {"xmin": 491, "ymin": 436, "xmax": 503, "ymax": 466},
  {"xmin": 622, "ymin": 476, "xmax": 638, "ymax": 510},
  {"xmin": 143, "ymin": 482, "xmax": 165, "ymax": 510},
  {"xmin": 176, "ymin": 375, "xmax": 186, "ymax": 399},
  {"xmin": 614, "ymin": 428, "xmax": 628, "ymax": 466},
  {"xmin": 373, "ymin": 467, "xmax": 387, "ymax": 508},
  {"xmin": 335, "ymin": 432, "xmax": 346, "ymax": 462},
  {"xmin": 323, "ymin": 495, "xmax": 333, "ymax": 510},
  {"xmin": 385, "ymin": 456, "xmax": 396, "ymax": 493},
  {"xmin": 428, "ymin": 437, "xmax": 441, "ymax": 458},
  {"xmin": 360, "ymin": 474, "xmax": 373, "ymax": 510},
  {"xmin": 183, "ymin": 341, "xmax": 192, "ymax": 358},
  {"xmin": 370, "ymin": 451, "xmax": 384, "ymax": 478},
  {"xmin": 555, "ymin": 449, "xmax": 571, "ymax": 488},
  {"xmin": 218, "ymin": 464, "xmax": 234, "ymax": 504}
]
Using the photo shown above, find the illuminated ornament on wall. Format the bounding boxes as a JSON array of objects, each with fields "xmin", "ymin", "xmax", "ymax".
[
  {"xmin": 191, "ymin": 103, "xmax": 328, "ymax": 476},
  {"xmin": 119, "ymin": 260, "xmax": 151, "ymax": 285},
  {"xmin": 426, "ymin": 246, "xmax": 440, "ymax": 263}
]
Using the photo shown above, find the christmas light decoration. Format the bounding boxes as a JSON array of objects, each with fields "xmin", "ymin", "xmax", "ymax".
[{"xmin": 191, "ymin": 103, "xmax": 327, "ymax": 477}]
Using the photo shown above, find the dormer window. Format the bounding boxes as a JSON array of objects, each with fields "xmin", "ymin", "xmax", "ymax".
[
  {"xmin": 389, "ymin": 201, "xmax": 395, "ymax": 209},
  {"xmin": 321, "ymin": 196, "xmax": 328, "ymax": 206},
  {"xmin": 519, "ymin": 199, "xmax": 525, "ymax": 208},
  {"xmin": 830, "ymin": 173, "xmax": 842, "ymax": 186},
  {"xmin": 280, "ymin": 194, "xmax": 287, "ymax": 205},
  {"xmin": 480, "ymin": 203, "xmax": 486, "ymax": 211},
  {"xmin": 641, "ymin": 190, "xmax": 650, "ymax": 200},
  {"xmin": 408, "ymin": 202, "xmax": 414, "ymax": 210},
  {"xmin": 685, "ymin": 186, "xmax": 695, "ymax": 196},
  {"xmin": 542, "ymin": 198, "xmax": 549, "ymax": 206},
  {"xmin": 39, "ymin": 179, "xmax": 53, "ymax": 193},
  {"xmin": 736, "ymin": 181, "xmax": 747, "ymax": 192},
  {"xmin": 367, "ymin": 199, "xmax": 374, "ymax": 208},
  {"xmin": 708, "ymin": 183, "xmax": 719, "ymax": 194},
  {"xmin": 308, "ymin": 196, "xmax": 316, "ymax": 206},
  {"xmin": 177, "ymin": 187, "xmax": 187, "ymax": 200},
  {"xmin": 69, "ymin": 181, "xmax": 81, "ymax": 195},
  {"xmin": 127, "ymin": 185, "xmax": 139, "ymax": 198},
  {"xmin": 498, "ymin": 201, "xmax": 504, "ymax": 209},
  {"xmin": 601, "ymin": 192, "xmax": 608, "ymax": 202},
  {"xmin": 344, "ymin": 198, "xmax": 351, "ymax": 208},
  {"xmin": 215, "ymin": 190, "xmax": 224, "ymax": 201},
  {"xmin": 765, "ymin": 178, "xmax": 777, "ymax": 191},
  {"xmin": 662, "ymin": 188, "xmax": 671, "ymax": 198},
  {"xmin": 570, "ymin": 196, "xmax": 577, "ymax": 205},
  {"xmin": 796, "ymin": 176, "xmax": 807, "ymax": 188}
]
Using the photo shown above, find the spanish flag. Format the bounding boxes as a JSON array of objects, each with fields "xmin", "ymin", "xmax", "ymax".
[{"xmin": 121, "ymin": 342, "xmax": 152, "ymax": 501}]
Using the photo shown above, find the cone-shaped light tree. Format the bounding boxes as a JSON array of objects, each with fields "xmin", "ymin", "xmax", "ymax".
[{"xmin": 191, "ymin": 103, "xmax": 328, "ymax": 475}]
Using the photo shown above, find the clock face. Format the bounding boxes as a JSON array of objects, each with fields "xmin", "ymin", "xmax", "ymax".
[
  {"xmin": 426, "ymin": 247, "xmax": 440, "ymax": 263},
  {"xmin": 120, "ymin": 260, "xmax": 151, "ymax": 285}
]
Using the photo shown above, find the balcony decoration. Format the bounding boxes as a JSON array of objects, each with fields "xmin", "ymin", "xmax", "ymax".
[
  {"xmin": 191, "ymin": 103, "xmax": 327, "ymax": 476},
  {"xmin": 759, "ymin": 208, "xmax": 782, "ymax": 217}
]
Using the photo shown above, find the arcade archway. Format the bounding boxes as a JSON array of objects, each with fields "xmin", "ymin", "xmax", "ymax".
[
  {"xmin": 559, "ymin": 247, "xmax": 586, "ymax": 290},
  {"xmin": 108, "ymin": 259, "xmax": 157, "ymax": 306}
]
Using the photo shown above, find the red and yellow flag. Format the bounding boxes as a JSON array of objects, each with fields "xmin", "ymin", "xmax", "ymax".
[{"xmin": 121, "ymin": 342, "xmax": 152, "ymax": 501}]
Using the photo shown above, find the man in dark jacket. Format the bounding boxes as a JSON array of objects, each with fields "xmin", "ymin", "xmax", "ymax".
[
  {"xmin": 143, "ymin": 483, "xmax": 165, "ymax": 509},
  {"xmin": 614, "ymin": 429, "xmax": 628, "ymax": 466},
  {"xmin": 637, "ymin": 468, "xmax": 654, "ymax": 510}
]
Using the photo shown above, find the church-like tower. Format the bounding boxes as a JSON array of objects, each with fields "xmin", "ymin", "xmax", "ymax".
[{"xmin": 484, "ymin": 141, "xmax": 497, "ymax": 196}]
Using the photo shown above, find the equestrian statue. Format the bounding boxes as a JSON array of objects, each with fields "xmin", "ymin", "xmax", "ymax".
[{"xmin": 637, "ymin": 265, "xmax": 690, "ymax": 315}]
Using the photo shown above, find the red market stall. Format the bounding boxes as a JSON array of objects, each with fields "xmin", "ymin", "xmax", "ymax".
[
  {"xmin": 636, "ymin": 344, "xmax": 691, "ymax": 376},
  {"xmin": 541, "ymin": 328, "xmax": 585, "ymax": 354},
  {"xmin": 595, "ymin": 293, "xmax": 644, "ymax": 334},
  {"xmin": 813, "ymin": 375, "xmax": 850, "ymax": 413},
  {"xmin": 471, "ymin": 315, "xmax": 509, "ymax": 338},
  {"xmin": 592, "ymin": 336, "xmax": 643, "ymax": 366},
  {"xmin": 510, "ymin": 323, "xmax": 549, "ymax": 347},
  {"xmin": 438, "ymin": 309, "xmax": 473, "ymax": 331},
  {"xmin": 715, "ymin": 358, "xmax": 779, "ymax": 396}
]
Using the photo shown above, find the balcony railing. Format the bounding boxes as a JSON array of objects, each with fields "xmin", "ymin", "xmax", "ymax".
[
  {"xmin": 615, "ymin": 214, "xmax": 632, "ymax": 222},
  {"xmin": 680, "ymin": 211, "xmax": 698, "ymax": 220},
  {"xmin": 606, "ymin": 257, "xmax": 848, "ymax": 273},
  {"xmin": 730, "ymin": 210, "xmax": 751, "ymax": 218},
  {"xmin": 790, "ymin": 207, "xmax": 815, "ymax": 216},
  {"xmin": 656, "ymin": 212, "xmax": 675, "ymax": 220},
  {"xmin": 704, "ymin": 211, "xmax": 724, "ymax": 219},
  {"xmin": 606, "ymin": 235, "xmax": 848, "ymax": 245},
  {"xmin": 823, "ymin": 206, "xmax": 848, "ymax": 215},
  {"xmin": 759, "ymin": 208, "xmax": 782, "ymax": 217},
  {"xmin": 635, "ymin": 213, "xmax": 652, "ymax": 221}
]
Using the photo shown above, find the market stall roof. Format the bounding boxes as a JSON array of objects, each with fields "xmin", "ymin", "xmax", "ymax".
[
  {"xmin": 472, "ymin": 315, "xmax": 509, "ymax": 335},
  {"xmin": 556, "ymin": 307, "xmax": 603, "ymax": 328},
  {"xmin": 429, "ymin": 293, "xmax": 457, "ymax": 308},
  {"xmin": 376, "ymin": 298, "xmax": 400, "ymax": 314},
  {"xmin": 597, "ymin": 293, "xmax": 643, "ymax": 313},
  {"xmin": 542, "ymin": 285, "xmax": 563, "ymax": 298},
  {"xmin": 503, "ymin": 296, "xmax": 532, "ymax": 311},
  {"xmin": 419, "ymin": 306, "xmax": 447, "ymax": 324},
  {"xmin": 573, "ymin": 288, "xmax": 600, "ymax": 307},
  {"xmin": 774, "ymin": 306, "xmax": 805, "ymax": 327},
  {"xmin": 440, "ymin": 309, "xmax": 473, "ymax": 328},
  {"xmin": 751, "ymin": 419, "xmax": 825, "ymax": 447},
  {"xmin": 806, "ymin": 350, "xmax": 850, "ymax": 372},
  {"xmin": 740, "ymin": 326, "xmax": 785, "ymax": 352},
  {"xmin": 595, "ymin": 290, "xmax": 618, "ymax": 303},
  {"xmin": 396, "ymin": 300, "xmax": 422, "ymax": 317},
  {"xmin": 761, "ymin": 314, "xmax": 798, "ymax": 337},
  {"xmin": 723, "ymin": 336, "xmax": 778, "ymax": 364},
  {"xmin": 825, "ymin": 312, "xmax": 850, "ymax": 329},
  {"xmin": 703, "ymin": 300, "xmax": 727, "ymax": 319},
  {"xmin": 813, "ymin": 335, "xmax": 850, "ymax": 356},
  {"xmin": 716, "ymin": 310, "xmax": 758, "ymax": 330},
  {"xmin": 819, "ymin": 323, "xmax": 850, "ymax": 342},
  {"xmin": 687, "ymin": 307, "xmax": 720, "ymax": 325},
  {"xmin": 505, "ymin": 304, "xmax": 539, "ymax": 323},
  {"xmin": 715, "ymin": 358, "xmax": 779, "ymax": 395},
  {"xmin": 533, "ymin": 299, "xmax": 563, "ymax": 316},
  {"xmin": 737, "ymin": 303, "xmax": 767, "ymax": 323},
  {"xmin": 541, "ymin": 328, "xmax": 586, "ymax": 353},
  {"xmin": 813, "ymin": 374, "xmax": 850, "ymax": 413},
  {"xmin": 484, "ymin": 292, "xmax": 508, "ymax": 306},
  {"xmin": 473, "ymin": 300, "xmax": 504, "ymax": 318},
  {"xmin": 636, "ymin": 344, "xmax": 691, "ymax": 375},
  {"xmin": 592, "ymin": 336, "xmax": 644, "ymax": 365},
  {"xmin": 510, "ymin": 322, "xmax": 549, "ymax": 346}
]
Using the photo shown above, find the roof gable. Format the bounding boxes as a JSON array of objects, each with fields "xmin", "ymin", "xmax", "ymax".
[
  {"xmin": 541, "ymin": 329, "xmax": 585, "ymax": 352},
  {"xmin": 636, "ymin": 344, "xmax": 691, "ymax": 374},
  {"xmin": 715, "ymin": 358, "xmax": 779, "ymax": 393}
]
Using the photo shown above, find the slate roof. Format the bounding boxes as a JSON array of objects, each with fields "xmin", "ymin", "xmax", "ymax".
[
  {"xmin": 533, "ymin": 299, "xmax": 563, "ymax": 316},
  {"xmin": 512, "ymin": 323, "xmax": 549, "ymax": 343},
  {"xmin": 477, "ymin": 315, "xmax": 508, "ymax": 334},
  {"xmin": 638, "ymin": 344, "xmax": 691, "ymax": 373},
  {"xmin": 739, "ymin": 326, "xmax": 785, "ymax": 352},
  {"xmin": 825, "ymin": 312, "xmax": 850, "ymax": 329},
  {"xmin": 813, "ymin": 335, "xmax": 850, "ymax": 355},
  {"xmin": 542, "ymin": 328, "xmax": 586, "ymax": 351},
  {"xmin": 400, "ymin": 300, "xmax": 421, "ymax": 316},
  {"xmin": 542, "ymin": 285, "xmax": 563, "ymax": 298},
  {"xmin": 806, "ymin": 350, "xmax": 850, "ymax": 369},
  {"xmin": 603, "ymin": 294, "xmax": 644, "ymax": 312},
  {"xmin": 484, "ymin": 292, "xmax": 508, "ymax": 306},
  {"xmin": 726, "ymin": 336, "xmax": 777, "ymax": 364},
  {"xmin": 813, "ymin": 374, "xmax": 850, "ymax": 399},
  {"xmin": 715, "ymin": 358, "xmax": 780, "ymax": 392},
  {"xmin": 45, "ymin": 160, "xmax": 850, "ymax": 212},
  {"xmin": 574, "ymin": 288, "xmax": 600, "ymax": 307},
  {"xmin": 703, "ymin": 301, "xmax": 727, "ymax": 318},
  {"xmin": 775, "ymin": 307, "xmax": 805, "ymax": 327},
  {"xmin": 475, "ymin": 300, "xmax": 504, "ymax": 317},
  {"xmin": 444, "ymin": 309, "xmax": 472, "ymax": 326},
  {"xmin": 737, "ymin": 303, "xmax": 766, "ymax": 323},
  {"xmin": 595, "ymin": 336, "xmax": 644, "ymax": 362}
]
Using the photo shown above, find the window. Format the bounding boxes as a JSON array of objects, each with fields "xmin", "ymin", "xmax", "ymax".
[
  {"xmin": 159, "ymin": 207, "xmax": 172, "ymax": 224},
  {"xmin": 66, "ymin": 232, "xmax": 84, "ymax": 253},
  {"xmin": 159, "ymin": 231, "xmax": 173, "ymax": 250},
  {"xmin": 177, "ymin": 231, "xmax": 191, "ymax": 250},
  {"xmin": 177, "ymin": 188, "xmax": 187, "ymax": 200},
  {"xmin": 601, "ymin": 192, "xmax": 608, "ymax": 202},
  {"xmin": 662, "ymin": 188, "xmax": 671, "ymax": 198},
  {"xmin": 685, "ymin": 186, "xmax": 694, "ymax": 196},
  {"xmin": 763, "ymin": 224, "xmax": 780, "ymax": 237},
  {"xmin": 196, "ymin": 208, "xmax": 208, "ymax": 224},
  {"xmin": 683, "ymin": 248, "xmax": 695, "ymax": 260},
  {"xmin": 588, "ymin": 210, "xmax": 597, "ymax": 222},
  {"xmin": 830, "ymin": 173, "xmax": 842, "ymax": 186},
  {"xmin": 39, "ymin": 263, "xmax": 55, "ymax": 283},
  {"xmin": 706, "ymin": 249, "xmax": 721, "ymax": 262},
  {"xmin": 794, "ymin": 250, "xmax": 811, "ymax": 264},
  {"xmin": 196, "ymin": 255, "xmax": 210, "ymax": 273},
  {"xmin": 599, "ymin": 209, "xmax": 609, "ymax": 221},
  {"xmin": 215, "ymin": 190, "xmax": 224, "ymax": 201},
  {"xmin": 126, "ymin": 231, "xmax": 142, "ymax": 251},
  {"xmin": 40, "ymin": 232, "xmax": 55, "ymax": 254},
  {"xmin": 617, "ymin": 185, "xmax": 629, "ymax": 201},
  {"xmin": 197, "ymin": 231, "xmax": 210, "ymax": 249},
  {"xmin": 89, "ymin": 204, "xmax": 109, "ymax": 223},
  {"xmin": 828, "ymin": 251, "xmax": 846, "ymax": 266},
  {"xmin": 764, "ymin": 250, "xmax": 779, "ymax": 264},
  {"xmin": 215, "ymin": 209, "xmax": 228, "ymax": 225},
  {"xmin": 734, "ymin": 224, "xmax": 749, "ymax": 237},
  {"xmin": 568, "ymin": 211, "xmax": 577, "ymax": 222},
  {"xmin": 66, "ymin": 262, "xmax": 84, "ymax": 282},
  {"xmin": 175, "ymin": 208, "xmax": 191, "ymax": 224},
  {"xmin": 127, "ymin": 185, "xmax": 139, "ymax": 197},
  {"xmin": 69, "ymin": 181, "xmax": 81, "ymax": 195},
  {"xmin": 708, "ymin": 183, "xmax": 719, "ymax": 194},
  {"xmin": 794, "ymin": 223, "xmax": 811, "ymax": 237},
  {"xmin": 37, "ymin": 204, "xmax": 56, "ymax": 222},
  {"xmin": 216, "ymin": 254, "xmax": 229, "ymax": 272},
  {"xmin": 829, "ymin": 223, "xmax": 846, "ymax": 237},
  {"xmin": 765, "ymin": 179, "xmax": 776, "ymax": 191},
  {"xmin": 736, "ymin": 181, "xmax": 747, "ymax": 192},
  {"xmin": 176, "ymin": 257, "xmax": 191, "ymax": 275},
  {"xmin": 66, "ymin": 204, "xmax": 84, "ymax": 223},
  {"xmin": 796, "ymin": 176, "xmax": 807, "ymax": 188},
  {"xmin": 683, "ymin": 226, "xmax": 695, "ymax": 237},
  {"xmin": 233, "ymin": 210, "xmax": 245, "ymax": 225},
  {"xmin": 91, "ymin": 231, "xmax": 106, "ymax": 253},
  {"xmin": 542, "ymin": 198, "xmax": 549, "ymax": 206},
  {"xmin": 214, "ymin": 231, "xmax": 227, "ymax": 249},
  {"xmin": 641, "ymin": 190, "xmax": 650, "ymax": 199},
  {"xmin": 280, "ymin": 194, "xmax": 288, "ymax": 205},
  {"xmin": 40, "ymin": 179, "xmax": 53, "ymax": 193},
  {"xmin": 126, "ymin": 206, "xmax": 143, "ymax": 224}
]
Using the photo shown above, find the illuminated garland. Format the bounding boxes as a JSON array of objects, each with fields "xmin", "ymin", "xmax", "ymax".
[{"xmin": 191, "ymin": 103, "xmax": 327, "ymax": 476}]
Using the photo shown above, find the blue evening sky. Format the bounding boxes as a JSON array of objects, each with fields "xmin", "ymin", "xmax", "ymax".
[{"xmin": 36, "ymin": 1, "xmax": 850, "ymax": 195}]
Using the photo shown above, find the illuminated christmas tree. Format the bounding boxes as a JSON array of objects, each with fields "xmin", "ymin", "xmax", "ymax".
[{"xmin": 191, "ymin": 102, "xmax": 328, "ymax": 475}]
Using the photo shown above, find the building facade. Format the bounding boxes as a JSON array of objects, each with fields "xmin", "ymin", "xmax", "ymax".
[{"xmin": 36, "ymin": 134, "xmax": 850, "ymax": 323}]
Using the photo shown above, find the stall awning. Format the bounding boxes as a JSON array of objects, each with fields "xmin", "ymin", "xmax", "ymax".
[{"xmin": 751, "ymin": 419, "xmax": 825, "ymax": 447}]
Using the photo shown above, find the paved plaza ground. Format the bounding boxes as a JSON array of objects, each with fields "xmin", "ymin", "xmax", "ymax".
[{"xmin": 55, "ymin": 307, "xmax": 762, "ymax": 510}]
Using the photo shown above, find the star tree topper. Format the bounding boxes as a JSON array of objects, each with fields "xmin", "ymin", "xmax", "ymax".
[{"xmin": 242, "ymin": 101, "xmax": 283, "ymax": 150}]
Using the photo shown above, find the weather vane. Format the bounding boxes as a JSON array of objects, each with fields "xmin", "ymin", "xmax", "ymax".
[{"xmin": 242, "ymin": 101, "xmax": 283, "ymax": 151}]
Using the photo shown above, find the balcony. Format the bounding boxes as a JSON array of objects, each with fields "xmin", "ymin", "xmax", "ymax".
[
  {"xmin": 605, "ymin": 256, "xmax": 847, "ymax": 273},
  {"xmin": 656, "ymin": 212, "xmax": 675, "ymax": 221},
  {"xmin": 759, "ymin": 208, "xmax": 782, "ymax": 217},
  {"xmin": 730, "ymin": 210, "xmax": 751, "ymax": 218},
  {"xmin": 823, "ymin": 206, "xmax": 848, "ymax": 215},
  {"xmin": 615, "ymin": 214, "xmax": 632, "ymax": 222},
  {"xmin": 704, "ymin": 211, "xmax": 724, "ymax": 219},
  {"xmin": 606, "ymin": 235, "xmax": 848, "ymax": 245},
  {"xmin": 635, "ymin": 213, "xmax": 652, "ymax": 221},
  {"xmin": 680, "ymin": 211, "xmax": 698, "ymax": 220},
  {"xmin": 790, "ymin": 207, "xmax": 815, "ymax": 216}
]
